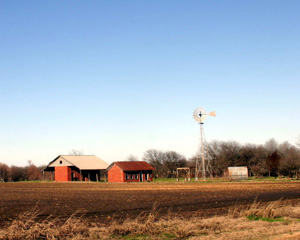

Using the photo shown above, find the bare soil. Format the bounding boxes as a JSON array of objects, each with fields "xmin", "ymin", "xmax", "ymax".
[{"xmin": 1, "ymin": 181, "xmax": 300, "ymax": 226}]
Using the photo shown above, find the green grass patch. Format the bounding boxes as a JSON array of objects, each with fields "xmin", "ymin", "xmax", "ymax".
[
  {"xmin": 121, "ymin": 234, "xmax": 149, "ymax": 239},
  {"xmin": 247, "ymin": 176, "xmax": 292, "ymax": 182},
  {"xmin": 152, "ymin": 176, "xmax": 297, "ymax": 184},
  {"xmin": 161, "ymin": 233, "xmax": 177, "ymax": 239},
  {"xmin": 247, "ymin": 214, "xmax": 285, "ymax": 222},
  {"xmin": 153, "ymin": 177, "xmax": 229, "ymax": 183}
]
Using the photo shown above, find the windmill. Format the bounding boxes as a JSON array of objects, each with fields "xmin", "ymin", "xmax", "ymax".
[{"xmin": 193, "ymin": 107, "xmax": 216, "ymax": 181}]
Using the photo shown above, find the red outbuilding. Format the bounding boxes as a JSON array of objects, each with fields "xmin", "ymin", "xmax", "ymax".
[{"xmin": 107, "ymin": 161, "xmax": 155, "ymax": 183}]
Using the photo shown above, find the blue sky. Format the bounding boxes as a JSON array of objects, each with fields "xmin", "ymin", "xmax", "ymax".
[{"xmin": 0, "ymin": 1, "xmax": 299, "ymax": 166}]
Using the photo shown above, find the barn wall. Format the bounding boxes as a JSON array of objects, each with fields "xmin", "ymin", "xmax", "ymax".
[
  {"xmin": 108, "ymin": 164, "xmax": 125, "ymax": 182},
  {"xmin": 108, "ymin": 166, "xmax": 154, "ymax": 183},
  {"xmin": 55, "ymin": 166, "xmax": 71, "ymax": 182},
  {"xmin": 123, "ymin": 171, "xmax": 153, "ymax": 182},
  {"xmin": 124, "ymin": 172, "xmax": 140, "ymax": 182},
  {"xmin": 50, "ymin": 158, "xmax": 73, "ymax": 167}
]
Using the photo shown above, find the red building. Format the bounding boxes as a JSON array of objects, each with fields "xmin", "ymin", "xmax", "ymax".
[
  {"xmin": 107, "ymin": 161, "xmax": 154, "ymax": 182},
  {"xmin": 44, "ymin": 155, "xmax": 109, "ymax": 182}
]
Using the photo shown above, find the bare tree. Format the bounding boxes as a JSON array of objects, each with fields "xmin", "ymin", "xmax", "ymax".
[
  {"xmin": 68, "ymin": 149, "xmax": 84, "ymax": 156},
  {"xmin": 264, "ymin": 138, "xmax": 279, "ymax": 153},
  {"xmin": 278, "ymin": 141, "xmax": 300, "ymax": 178},
  {"xmin": 205, "ymin": 140, "xmax": 271, "ymax": 177},
  {"xmin": 0, "ymin": 163, "xmax": 10, "ymax": 182},
  {"xmin": 248, "ymin": 145, "xmax": 268, "ymax": 177},
  {"xmin": 206, "ymin": 140, "xmax": 224, "ymax": 176},
  {"xmin": 296, "ymin": 134, "xmax": 300, "ymax": 148},
  {"xmin": 162, "ymin": 151, "xmax": 186, "ymax": 178},
  {"xmin": 266, "ymin": 151, "xmax": 280, "ymax": 178},
  {"xmin": 27, "ymin": 164, "xmax": 42, "ymax": 181},
  {"xmin": 143, "ymin": 149, "xmax": 164, "ymax": 177},
  {"xmin": 126, "ymin": 155, "xmax": 139, "ymax": 161},
  {"xmin": 143, "ymin": 149, "xmax": 186, "ymax": 178},
  {"xmin": 9, "ymin": 166, "xmax": 26, "ymax": 181}
]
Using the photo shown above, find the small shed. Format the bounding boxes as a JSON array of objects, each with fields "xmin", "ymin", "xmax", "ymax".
[
  {"xmin": 107, "ymin": 161, "xmax": 155, "ymax": 183},
  {"xmin": 44, "ymin": 155, "xmax": 109, "ymax": 182},
  {"xmin": 228, "ymin": 166, "xmax": 248, "ymax": 180}
]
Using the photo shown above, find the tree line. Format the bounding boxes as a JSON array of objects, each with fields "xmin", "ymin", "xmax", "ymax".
[
  {"xmin": 0, "ymin": 162, "xmax": 45, "ymax": 182},
  {"xmin": 143, "ymin": 138, "xmax": 300, "ymax": 178},
  {"xmin": 203, "ymin": 138, "xmax": 300, "ymax": 178},
  {"xmin": 1, "ymin": 137, "xmax": 299, "ymax": 181}
]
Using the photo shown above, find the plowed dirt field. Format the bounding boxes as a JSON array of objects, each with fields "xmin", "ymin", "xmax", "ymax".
[{"xmin": 1, "ymin": 181, "xmax": 300, "ymax": 225}]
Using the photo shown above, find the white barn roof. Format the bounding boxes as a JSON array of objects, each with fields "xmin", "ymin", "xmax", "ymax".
[{"xmin": 48, "ymin": 155, "xmax": 109, "ymax": 170}]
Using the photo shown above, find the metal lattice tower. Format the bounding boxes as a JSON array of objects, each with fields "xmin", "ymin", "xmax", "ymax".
[{"xmin": 193, "ymin": 107, "xmax": 216, "ymax": 181}]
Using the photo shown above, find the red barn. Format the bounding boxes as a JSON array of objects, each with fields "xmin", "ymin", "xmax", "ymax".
[
  {"xmin": 44, "ymin": 155, "xmax": 109, "ymax": 182},
  {"xmin": 107, "ymin": 161, "xmax": 154, "ymax": 183}
]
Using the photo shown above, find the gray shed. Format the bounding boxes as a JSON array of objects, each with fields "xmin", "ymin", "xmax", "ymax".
[{"xmin": 228, "ymin": 166, "xmax": 248, "ymax": 180}]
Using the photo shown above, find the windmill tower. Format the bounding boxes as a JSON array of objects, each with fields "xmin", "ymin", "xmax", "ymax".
[{"xmin": 193, "ymin": 107, "xmax": 216, "ymax": 181}]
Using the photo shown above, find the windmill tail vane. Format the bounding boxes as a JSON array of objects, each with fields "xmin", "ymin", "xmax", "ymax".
[
  {"xmin": 199, "ymin": 111, "xmax": 216, "ymax": 117},
  {"xmin": 208, "ymin": 111, "xmax": 216, "ymax": 117}
]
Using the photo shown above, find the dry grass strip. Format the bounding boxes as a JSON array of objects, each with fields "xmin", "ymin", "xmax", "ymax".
[{"xmin": 1, "ymin": 200, "xmax": 300, "ymax": 239}]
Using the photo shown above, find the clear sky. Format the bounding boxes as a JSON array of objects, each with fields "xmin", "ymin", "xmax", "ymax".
[{"xmin": 1, "ymin": 1, "xmax": 299, "ymax": 166}]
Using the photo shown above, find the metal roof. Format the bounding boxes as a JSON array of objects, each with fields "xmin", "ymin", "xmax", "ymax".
[
  {"xmin": 48, "ymin": 155, "xmax": 109, "ymax": 170},
  {"xmin": 108, "ymin": 161, "xmax": 155, "ymax": 171}
]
